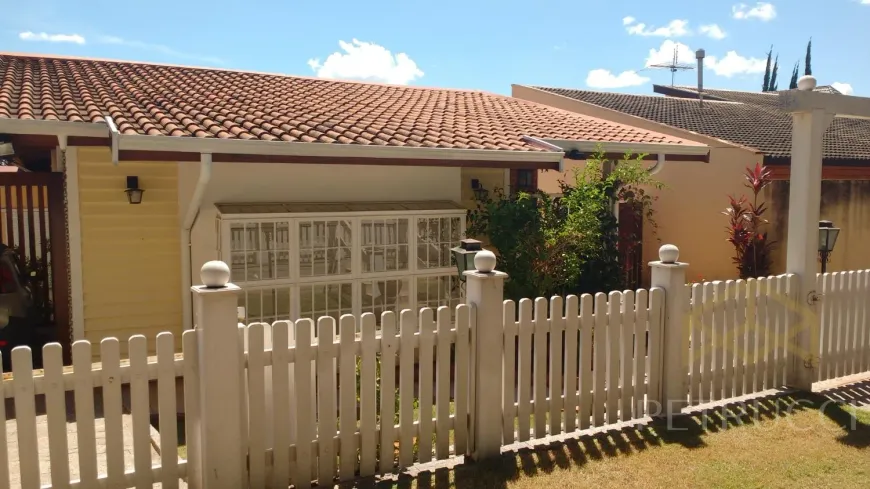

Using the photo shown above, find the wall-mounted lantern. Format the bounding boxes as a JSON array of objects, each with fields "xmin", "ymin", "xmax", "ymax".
[
  {"xmin": 451, "ymin": 238, "xmax": 482, "ymax": 282},
  {"xmin": 470, "ymin": 179, "xmax": 489, "ymax": 201},
  {"xmin": 818, "ymin": 220, "xmax": 840, "ymax": 274},
  {"xmin": 125, "ymin": 176, "xmax": 144, "ymax": 204}
]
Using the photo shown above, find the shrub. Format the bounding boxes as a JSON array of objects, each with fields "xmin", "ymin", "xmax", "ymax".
[{"xmin": 723, "ymin": 164, "xmax": 776, "ymax": 279}]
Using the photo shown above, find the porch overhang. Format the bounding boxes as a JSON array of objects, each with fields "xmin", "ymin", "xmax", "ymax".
[{"xmin": 779, "ymin": 90, "xmax": 870, "ymax": 119}]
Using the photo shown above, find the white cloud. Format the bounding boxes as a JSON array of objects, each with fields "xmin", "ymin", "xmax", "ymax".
[
  {"xmin": 97, "ymin": 36, "xmax": 225, "ymax": 65},
  {"xmin": 645, "ymin": 40, "xmax": 695, "ymax": 67},
  {"xmin": 732, "ymin": 3, "xmax": 777, "ymax": 21},
  {"xmin": 19, "ymin": 31, "xmax": 85, "ymax": 44},
  {"xmin": 699, "ymin": 24, "xmax": 728, "ymax": 40},
  {"xmin": 586, "ymin": 69, "xmax": 650, "ymax": 89},
  {"xmin": 706, "ymin": 51, "xmax": 767, "ymax": 77},
  {"xmin": 622, "ymin": 16, "xmax": 636, "ymax": 26},
  {"xmin": 625, "ymin": 18, "xmax": 690, "ymax": 37},
  {"xmin": 831, "ymin": 82, "xmax": 854, "ymax": 95},
  {"xmin": 307, "ymin": 39, "xmax": 423, "ymax": 85}
]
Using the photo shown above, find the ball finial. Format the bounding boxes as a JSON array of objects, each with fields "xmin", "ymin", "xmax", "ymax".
[
  {"xmin": 797, "ymin": 75, "xmax": 817, "ymax": 91},
  {"xmin": 474, "ymin": 249, "xmax": 497, "ymax": 273},
  {"xmin": 658, "ymin": 244, "xmax": 680, "ymax": 264},
  {"xmin": 200, "ymin": 260, "xmax": 231, "ymax": 288}
]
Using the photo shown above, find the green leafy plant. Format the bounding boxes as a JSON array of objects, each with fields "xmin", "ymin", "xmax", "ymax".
[
  {"xmin": 467, "ymin": 152, "xmax": 663, "ymax": 299},
  {"xmin": 723, "ymin": 164, "xmax": 776, "ymax": 279}
]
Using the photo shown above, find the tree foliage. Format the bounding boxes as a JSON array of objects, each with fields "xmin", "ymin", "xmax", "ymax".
[
  {"xmin": 805, "ymin": 38, "xmax": 812, "ymax": 76},
  {"xmin": 467, "ymin": 153, "xmax": 663, "ymax": 301},
  {"xmin": 723, "ymin": 164, "xmax": 776, "ymax": 279}
]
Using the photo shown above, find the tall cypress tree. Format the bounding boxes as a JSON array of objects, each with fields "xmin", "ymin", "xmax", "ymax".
[
  {"xmin": 789, "ymin": 62, "xmax": 800, "ymax": 89},
  {"xmin": 804, "ymin": 38, "xmax": 812, "ymax": 76},
  {"xmin": 769, "ymin": 55, "xmax": 779, "ymax": 91},
  {"xmin": 762, "ymin": 46, "xmax": 773, "ymax": 92}
]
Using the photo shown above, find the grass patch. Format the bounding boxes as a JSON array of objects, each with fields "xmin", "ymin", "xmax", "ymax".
[{"xmin": 353, "ymin": 392, "xmax": 869, "ymax": 489}]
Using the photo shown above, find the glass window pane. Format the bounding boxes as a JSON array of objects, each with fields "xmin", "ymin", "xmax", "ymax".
[
  {"xmin": 416, "ymin": 275, "xmax": 462, "ymax": 314},
  {"xmin": 360, "ymin": 278, "xmax": 411, "ymax": 323},
  {"xmin": 298, "ymin": 220, "xmax": 353, "ymax": 278},
  {"xmin": 361, "ymin": 219, "xmax": 409, "ymax": 273},
  {"xmin": 299, "ymin": 281, "xmax": 354, "ymax": 326},
  {"xmin": 417, "ymin": 217, "xmax": 463, "ymax": 269},
  {"xmin": 238, "ymin": 287, "xmax": 291, "ymax": 324}
]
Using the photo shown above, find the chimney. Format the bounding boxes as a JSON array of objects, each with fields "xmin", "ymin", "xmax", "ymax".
[{"xmin": 696, "ymin": 49, "xmax": 706, "ymax": 107}]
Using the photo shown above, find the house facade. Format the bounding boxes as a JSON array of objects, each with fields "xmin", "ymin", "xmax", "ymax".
[
  {"xmin": 513, "ymin": 83, "xmax": 870, "ymax": 282},
  {"xmin": 0, "ymin": 53, "xmax": 708, "ymax": 356}
]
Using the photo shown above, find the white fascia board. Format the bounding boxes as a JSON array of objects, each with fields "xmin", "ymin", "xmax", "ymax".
[{"xmin": 542, "ymin": 138, "xmax": 710, "ymax": 156}]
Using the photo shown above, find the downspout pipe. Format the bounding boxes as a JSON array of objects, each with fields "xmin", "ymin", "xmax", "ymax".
[
  {"xmin": 648, "ymin": 153, "xmax": 666, "ymax": 175},
  {"xmin": 181, "ymin": 153, "xmax": 213, "ymax": 330},
  {"xmin": 104, "ymin": 115, "xmax": 120, "ymax": 165}
]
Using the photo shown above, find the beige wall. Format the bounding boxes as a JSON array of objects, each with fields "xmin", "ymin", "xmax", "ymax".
[
  {"xmin": 75, "ymin": 147, "xmax": 182, "ymax": 352},
  {"xmin": 767, "ymin": 180, "xmax": 870, "ymax": 274},
  {"xmin": 513, "ymin": 85, "xmax": 763, "ymax": 283},
  {"xmin": 179, "ymin": 162, "xmax": 463, "ymax": 273}
]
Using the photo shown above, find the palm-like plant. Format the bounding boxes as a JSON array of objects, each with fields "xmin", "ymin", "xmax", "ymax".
[{"xmin": 723, "ymin": 164, "xmax": 776, "ymax": 279}]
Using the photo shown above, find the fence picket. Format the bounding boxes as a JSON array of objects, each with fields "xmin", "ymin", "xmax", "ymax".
[
  {"xmin": 339, "ymin": 315, "xmax": 358, "ymax": 479},
  {"xmin": 181, "ymin": 330, "xmax": 201, "ymax": 488},
  {"xmin": 502, "ymin": 301, "xmax": 518, "ymax": 443},
  {"xmin": 859, "ymin": 272, "xmax": 870, "ymax": 372},
  {"xmin": 12, "ymin": 347, "xmax": 40, "ymax": 489},
  {"xmin": 247, "ymin": 324, "xmax": 267, "ymax": 489},
  {"xmin": 690, "ymin": 283, "xmax": 703, "ymax": 405},
  {"xmin": 271, "ymin": 321, "xmax": 292, "ymax": 488},
  {"xmin": 129, "ymin": 336, "xmax": 152, "ymax": 489},
  {"xmin": 592, "ymin": 293, "xmax": 607, "ymax": 427},
  {"xmin": 43, "ymin": 344, "xmax": 70, "ymax": 489},
  {"xmin": 563, "ymin": 295, "xmax": 579, "ymax": 433},
  {"xmin": 238, "ymin": 325, "xmax": 251, "ymax": 481},
  {"xmin": 700, "ymin": 283, "xmax": 713, "ymax": 403},
  {"xmin": 100, "ymin": 339, "xmax": 125, "ymax": 488},
  {"xmin": 156, "ymin": 333, "xmax": 180, "ymax": 489},
  {"xmin": 712, "ymin": 281, "xmax": 725, "ymax": 401},
  {"xmin": 549, "ymin": 296, "xmax": 565, "ymax": 435},
  {"xmin": 532, "ymin": 297, "xmax": 549, "ymax": 438},
  {"xmin": 722, "ymin": 281, "xmax": 735, "ymax": 400},
  {"xmin": 378, "ymin": 312, "xmax": 397, "ymax": 473},
  {"xmin": 633, "ymin": 289, "xmax": 648, "ymax": 419},
  {"xmin": 317, "ymin": 318, "xmax": 338, "ymax": 485},
  {"xmin": 776, "ymin": 275, "xmax": 789, "ymax": 385},
  {"xmin": 398, "ymin": 310, "xmax": 416, "ymax": 468},
  {"xmin": 606, "ymin": 291, "xmax": 621, "ymax": 424},
  {"xmin": 294, "ymin": 319, "xmax": 314, "ymax": 487},
  {"xmin": 517, "ymin": 299, "xmax": 533, "ymax": 440},
  {"xmin": 418, "ymin": 308, "xmax": 436, "ymax": 464},
  {"xmin": 768, "ymin": 277, "xmax": 782, "ymax": 388},
  {"xmin": 72, "ymin": 341, "xmax": 99, "ymax": 487},
  {"xmin": 647, "ymin": 289, "xmax": 664, "ymax": 414},
  {"xmin": 0, "ymin": 352, "xmax": 8, "ymax": 489},
  {"xmin": 831, "ymin": 273, "xmax": 844, "ymax": 379},
  {"xmin": 620, "ymin": 290, "xmax": 635, "ymax": 421},
  {"xmin": 578, "ymin": 294, "xmax": 593, "ymax": 429},
  {"xmin": 434, "ymin": 307, "xmax": 452, "ymax": 459},
  {"xmin": 734, "ymin": 281, "xmax": 747, "ymax": 397},
  {"xmin": 745, "ymin": 279, "xmax": 758, "ymax": 392},
  {"xmin": 454, "ymin": 304, "xmax": 471, "ymax": 456},
  {"xmin": 846, "ymin": 272, "xmax": 857, "ymax": 376}
]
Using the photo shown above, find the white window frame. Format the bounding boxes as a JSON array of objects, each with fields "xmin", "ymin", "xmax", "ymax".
[{"xmin": 218, "ymin": 208, "xmax": 466, "ymax": 322}]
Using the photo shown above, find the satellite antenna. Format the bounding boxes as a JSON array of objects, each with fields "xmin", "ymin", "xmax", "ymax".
[{"xmin": 641, "ymin": 47, "xmax": 695, "ymax": 86}]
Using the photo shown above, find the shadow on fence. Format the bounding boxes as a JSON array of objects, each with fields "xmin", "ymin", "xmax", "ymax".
[{"xmin": 344, "ymin": 387, "xmax": 870, "ymax": 489}]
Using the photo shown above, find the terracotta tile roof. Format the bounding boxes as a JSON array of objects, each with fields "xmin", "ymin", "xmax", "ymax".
[
  {"xmin": 533, "ymin": 85, "xmax": 870, "ymax": 161},
  {"xmin": 0, "ymin": 53, "xmax": 702, "ymax": 154}
]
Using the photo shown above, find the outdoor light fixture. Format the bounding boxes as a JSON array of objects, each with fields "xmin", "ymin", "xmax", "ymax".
[
  {"xmin": 451, "ymin": 238, "xmax": 482, "ymax": 281},
  {"xmin": 125, "ymin": 176, "xmax": 144, "ymax": 204},
  {"xmin": 818, "ymin": 220, "xmax": 840, "ymax": 274},
  {"xmin": 470, "ymin": 179, "xmax": 489, "ymax": 201}
]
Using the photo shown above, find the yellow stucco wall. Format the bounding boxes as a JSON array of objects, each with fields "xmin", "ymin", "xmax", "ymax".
[
  {"xmin": 76, "ymin": 147, "xmax": 182, "ymax": 352},
  {"xmin": 512, "ymin": 85, "xmax": 761, "ymax": 284}
]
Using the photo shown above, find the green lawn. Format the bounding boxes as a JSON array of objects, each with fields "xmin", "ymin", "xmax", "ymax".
[{"xmin": 351, "ymin": 392, "xmax": 870, "ymax": 489}]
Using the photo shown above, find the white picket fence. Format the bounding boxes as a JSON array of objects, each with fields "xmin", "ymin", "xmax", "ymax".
[
  {"xmin": 4, "ymin": 261, "xmax": 870, "ymax": 489},
  {"xmin": 686, "ymin": 274, "xmax": 796, "ymax": 405},
  {"xmin": 501, "ymin": 290, "xmax": 664, "ymax": 443},
  {"xmin": 818, "ymin": 270, "xmax": 870, "ymax": 382}
]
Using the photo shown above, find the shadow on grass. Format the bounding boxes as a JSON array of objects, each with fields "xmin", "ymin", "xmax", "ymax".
[{"xmin": 343, "ymin": 386, "xmax": 870, "ymax": 489}]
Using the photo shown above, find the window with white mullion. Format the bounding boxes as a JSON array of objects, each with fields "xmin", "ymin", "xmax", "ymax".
[{"xmin": 360, "ymin": 216, "xmax": 410, "ymax": 275}]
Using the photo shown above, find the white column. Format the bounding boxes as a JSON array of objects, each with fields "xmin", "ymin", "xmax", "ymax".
[
  {"xmin": 785, "ymin": 107, "xmax": 834, "ymax": 390},
  {"xmin": 464, "ymin": 250, "xmax": 507, "ymax": 460},
  {"xmin": 649, "ymin": 244, "xmax": 689, "ymax": 416},
  {"xmin": 189, "ymin": 261, "xmax": 244, "ymax": 489}
]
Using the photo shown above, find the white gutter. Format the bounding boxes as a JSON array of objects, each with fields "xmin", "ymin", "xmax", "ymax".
[
  {"xmin": 543, "ymin": 138, "xmax": 710, "ymax": 157},
  {"xmin": 104, "ymin": 116, "xmax": 120, "ymax": 165},
  {"xmin": 181, "ymin": 153, "xmax": 213, "ymax": 331},
  {"xmin": 521, "ymin": 135, "xmax": 567, "ymax": 171},
  {"xmin": 0, "ymin": 118, "xmax": 108, "ymax": 137}
]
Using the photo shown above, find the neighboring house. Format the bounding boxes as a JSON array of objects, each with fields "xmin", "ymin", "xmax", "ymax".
[
  {"xmin": 0, "ymin": 53, "xmax": 707, "ymax": 356},
  {"xmin": 512, "ymin": 83, "xmax": 870, "ymax": 281}
]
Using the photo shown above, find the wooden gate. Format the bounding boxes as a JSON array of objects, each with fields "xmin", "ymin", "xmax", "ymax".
[
  {"xmin": 0, "ymin": 172, "xmax": 70, "ymax": 352},
  {"xmin": 618, "ymin": 202, "xmax": 643, "ymax": 290}
]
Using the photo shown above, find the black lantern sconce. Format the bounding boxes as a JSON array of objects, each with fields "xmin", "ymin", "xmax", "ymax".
[
  {"xmin": 450, "ymin": 238, "xmax": 482, "ymax": 282},
  {"xmin": 818, "ymin": 220, "xmax": 840, "ymax": 274},
  {"xmin": 470, "ymin": 179, "xmax": 489, "ymax": 201},
  {"xmin": 125, "ymin": 176, "xmax": 144, "ymax": 204}
]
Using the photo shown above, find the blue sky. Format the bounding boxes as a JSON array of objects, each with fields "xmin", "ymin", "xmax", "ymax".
[{"xmin": 3, "ymin": 0, "xmax": 868, "ymax": 96}]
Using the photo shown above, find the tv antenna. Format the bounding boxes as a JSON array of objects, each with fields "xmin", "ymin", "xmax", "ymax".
[{"xmin": 641, "ymin": 47, "xmax": 694, "ymax": 86}]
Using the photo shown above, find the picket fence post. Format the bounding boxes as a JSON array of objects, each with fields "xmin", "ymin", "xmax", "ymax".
[
  {"xmin": 649, "ymin": 244, "xmax": 689, "ymax": 417},
  {"xmin": 188, "ymin": 261, "xmax": 244, "ymax": 489},
  {"xmin": 464, "ymin": 249, "xmax": 508, "ymax": 460}
]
